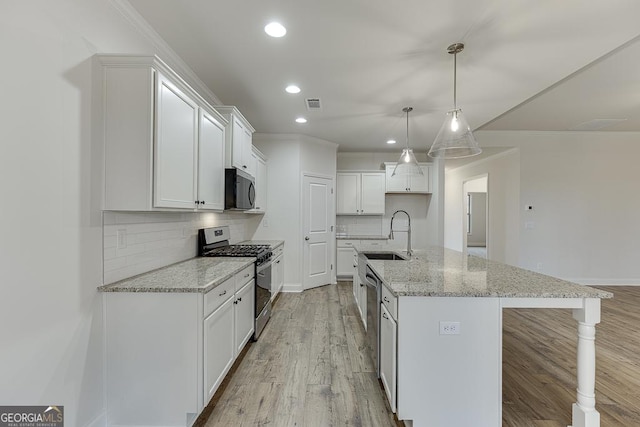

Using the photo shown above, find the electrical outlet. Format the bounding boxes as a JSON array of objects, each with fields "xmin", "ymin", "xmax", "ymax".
[{"xmin": 439, "ymin": 321, "xmax": 461, "ymax": 335}]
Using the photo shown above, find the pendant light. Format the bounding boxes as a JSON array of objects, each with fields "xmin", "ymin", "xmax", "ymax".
[
  {"xmin": 392, "ymin": 107, "xmax": 423, "ymax": 176},
  {"xmin": 428, "ymin": 43, "xmax": 482, "ymax": 159}
]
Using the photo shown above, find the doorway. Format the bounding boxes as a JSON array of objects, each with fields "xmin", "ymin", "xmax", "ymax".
[
  {"xmin": 463, "ymin": 175, "xmax": 488, "ymax": 259},
  {"xmin": 302, "ymin": 173, "xmax": 334, "ymax": 290}
]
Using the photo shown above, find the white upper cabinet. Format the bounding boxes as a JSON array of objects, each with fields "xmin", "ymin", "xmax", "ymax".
[
  {"xmin": 336, "ymin": 172, "xmax": 385, "ymax": 215},
  {"xmin": 97, "ymin": 55, "xmax": 227, "ymax": 211},
  {"xmin": 154, "ymin": 74, "xmax": 199, "ymax": 209},
  {"xmin": 249, "ymin": 147, "xmax": 267, "ymax": 214},
  {"xmin": 216, "ymin": 106, "xmax": 256, "ymax": 178},
  {"xmin": 384, "ymin": 163, "xmax": 432, "ymax": 193},
  {"xmin": 197, "ymin": 109, "xmax": 226, "ymax": 211}
]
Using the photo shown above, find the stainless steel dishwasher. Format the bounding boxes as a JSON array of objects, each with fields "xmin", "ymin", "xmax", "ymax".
[{"xmin": 362, "ymin": 262, "xmax": 382, "ymax": 377}]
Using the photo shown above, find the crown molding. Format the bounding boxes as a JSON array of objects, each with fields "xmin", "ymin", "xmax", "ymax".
[{"xmin": 109, "ymin": 0, "xmax": 222, "ymax": 106}]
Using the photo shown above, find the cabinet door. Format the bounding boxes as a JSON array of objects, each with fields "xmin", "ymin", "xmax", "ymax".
[
  {"xmin": 204, "ymin": 296, "xmax": 235, "ymax": 401},
  {"xmin": 380, "ymin": 303, "xmax": 397, "ymax": 413},
  {"xmin": 252, "ymin": 155, "xmax": 267, "ymax": 212},
  {"xmin": 352, "ymin": 251, "xmax": 360, "ymax": 303},
  {"xmin": 231, "ymin": 117, "xmax": 246, "ymax": 171},
  {"xmin": 154, "ymin": 73, "xmax": 198, "ymax": 208},
  {"xmin": 360, "ymin": 173, "xmax": 385, "ymax": 214},
  {"xmin": 358, "ymin": 278, "xmax": 367, "ymax": 329},
  {"xmin": 385, "ymin": 164, "xmax": 408, "ymax": 192},
  {"xmin": 336, "ymin": 173, "xmax": 360, "ymax": 214},
  {"xmin": 243, "ymin": 127, "xmax": 255, "ymax": 177},
  {"xmin": 337, "ymin": 247, "xmax": 355, "ymax": 278},
  {"xmin": 234, "ymin": 280, "xmax": 255, "ymax": 355},
  {"xmin": 197, "ymin": 109, "xmax": 225, "ymax": 211},
  {"xmin": 272, "ymin": 253, "xmax": 283, "ymax": 300},
  {"xmin": 408, "ymin": 165, "xmax": 431, "ymax": 193}
]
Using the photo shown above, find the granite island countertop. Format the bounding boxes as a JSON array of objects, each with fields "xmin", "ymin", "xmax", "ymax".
[
  {"xmin": 355, "ymin": 244, "xmax": 613, "ymax": 299},
  {"xmin": 98, "ymin": 257, "xmax": 255, "ymax": 293}
]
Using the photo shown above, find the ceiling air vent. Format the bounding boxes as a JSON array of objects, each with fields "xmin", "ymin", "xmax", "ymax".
[{"xmin": 305, "ymin": 98, "xmax": 322, "ymax": 111}]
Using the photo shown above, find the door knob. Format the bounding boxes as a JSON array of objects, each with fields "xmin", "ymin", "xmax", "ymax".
[{"xmin": 305, "ymin": 236, "xmax": 310, "ymax": 241}]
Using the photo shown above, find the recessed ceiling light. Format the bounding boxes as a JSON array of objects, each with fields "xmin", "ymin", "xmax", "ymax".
[
  {"xmin": 295, "ymin": 117, "xmax": 307, "ymax": 124},
  {"xmin": 264, "ymin": 22, "xmax": 286, "ymax": 38},
  {"xmin": 285, "ymin": 85, "xmax": 301, "ymax": 94},
  {"xmin": 387, "ymin": 139, "xmax": 397, "ymax": 144}
]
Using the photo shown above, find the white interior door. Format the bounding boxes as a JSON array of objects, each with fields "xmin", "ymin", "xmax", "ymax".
[{"xmin": 303, "ymin": 174, "xmax": 333, "ymax": 290}]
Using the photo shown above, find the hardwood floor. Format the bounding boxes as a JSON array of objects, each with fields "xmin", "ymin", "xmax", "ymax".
[
  {"xmin": 200, "ymin": 284, "xmax": 640, "ymax": 426},
  {"xmin": 200, "ymin": 282, "xmax": 400, "ymax": 427},
  {"xmin": 503, "ymin": 286, "xmax": 640, "ymax": 426}
]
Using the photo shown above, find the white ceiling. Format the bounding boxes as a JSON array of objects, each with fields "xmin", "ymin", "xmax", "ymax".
[{"xmin": 127, "ymin": 0, "xmax": 640, "ymax": 154}]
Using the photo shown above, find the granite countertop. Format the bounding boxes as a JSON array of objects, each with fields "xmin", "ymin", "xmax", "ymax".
[
  {"xmin": 336, "ymin": 235, "xmax": 388, "ymax": 240},
  {"xmin": 239, "ymin": 239, "xmax": 284, "ymax": 249},
  {"xmin": 98, "ymin": 257, "xmax": 255, "ymax": 293},
  {"xmin": 355, "ymin": 244, "xmax": 613, "ymax": 299}
]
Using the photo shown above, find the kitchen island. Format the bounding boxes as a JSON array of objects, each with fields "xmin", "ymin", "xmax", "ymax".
[{"xmin": 355, "ymin": 244, "xmax": 612, "ymax": 427}]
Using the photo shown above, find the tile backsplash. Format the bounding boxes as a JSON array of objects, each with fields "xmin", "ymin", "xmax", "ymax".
[
  {"xmin": 336, "ymin": 216, "xmax": 384, "ymax": 236},
  {"xmin": 103, "ymin": 211, "xmax": 261, "ymax": 284}
]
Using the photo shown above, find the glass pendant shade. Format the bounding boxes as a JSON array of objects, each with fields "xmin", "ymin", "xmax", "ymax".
[
  {"xmin": 393, "ymin": 148, "xmax": 423, "ymax": 176},
  {"xmin": 428, "ymin": 109, "xmax": 481, "ymax": 159},
  {"xmin": 392, "ymin": 106, "xmax": 423, "ymax": 177}
]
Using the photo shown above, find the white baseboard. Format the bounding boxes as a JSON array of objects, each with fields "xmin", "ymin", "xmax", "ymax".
[{"xmin": 281, "ymin": 282, "xmax": 303, "ymax": 293}]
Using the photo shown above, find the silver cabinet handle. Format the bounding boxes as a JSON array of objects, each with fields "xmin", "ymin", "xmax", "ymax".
[
  {"xmin": 305, "ymin": 236, "xmax": 310, "ymax": 241},
  {"xmin": 219, "ymin": 290, "xmax": 227, "ymax": 297},
  {"xmin": 383, "ymin": 312, "xmax": 389, "ymax": 320},
  {"xmin": 383, "ymin": 297, "xmax": 390, "ymax": 303}
]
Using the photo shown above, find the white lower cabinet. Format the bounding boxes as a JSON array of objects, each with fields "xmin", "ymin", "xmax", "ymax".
[
  {"xmin": 204, "ymin": 296, "xmax": 235, "ymax": 401},
  {"xmin": 234, "ymin": 279, "xmax": 255, "ymax": 355},
  {"xmin": 271, "ymin": 245, "xmax": 284, "ymax": 301},
  {"xmin": 104, "ymin": 264, "xmax": 255, "ymax": 426},
  {"xmin": 380, "ymin": 302, "xmax": 397, "ymax": 413},
  {"xmin": 337, "ymin": 246, "xmax": 355, "ymax": 278}
]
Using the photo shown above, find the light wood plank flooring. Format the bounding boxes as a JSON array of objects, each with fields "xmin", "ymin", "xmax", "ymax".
[
  {"xmin": 199, "ymin": 281, "xmax": 400, "ymax": 427},
  {"xmin": 199, "ymin": 284, "xmax": 640, "ymax": 426},
  {"xmin": 503, "ymin": 286, "xmax": 640, "ymax": 426}
]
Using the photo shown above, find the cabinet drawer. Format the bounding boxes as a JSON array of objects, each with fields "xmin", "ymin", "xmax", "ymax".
[
  {"xmin": 236, "ymin": 264, "xmax": 254, "ymax": 289},
  {"xmin": 381, "ymin": 285, "xmax": 398, "ymax": 320},
  {"xmin": 205, "ymin": 277, "xmax": 235, "ymax": 317},
  {"xmin": 337, "ymin": 239, "xmax": 359, "ymax": 247},
  {"xmin": 365, "ymin": 240, "xmax": 386, "ymax": 246}
]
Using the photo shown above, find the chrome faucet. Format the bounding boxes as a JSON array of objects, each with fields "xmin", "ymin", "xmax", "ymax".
[{"xmin": 389, "ymin": 210, "xmax": 412, "ymax": 256}]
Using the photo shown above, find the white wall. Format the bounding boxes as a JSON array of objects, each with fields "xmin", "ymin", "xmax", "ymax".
[
  {"xmin": 0, "ymin": 1, "xmax": 224, "ymax": 425},
  {"xmin": 445, "ymin": 149, "xmax": 520, "ymax": 265},
  {"xmin": 446, "ymin": 130, "xmax": 640, "ymax": 284},
  {"xmin": 253, "ymin": 134, "xmax": 337, "ymax": 290}
]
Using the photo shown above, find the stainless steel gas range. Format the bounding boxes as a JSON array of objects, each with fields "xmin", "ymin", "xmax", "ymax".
[{"xmin": 198, "ymin": 226, "xmax": 272, "ymax": 339}]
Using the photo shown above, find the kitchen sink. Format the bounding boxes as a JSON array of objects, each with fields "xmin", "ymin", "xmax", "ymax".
[{"xmin": 363, "ymin": 252, "xmax": 408, "ymax": 261}]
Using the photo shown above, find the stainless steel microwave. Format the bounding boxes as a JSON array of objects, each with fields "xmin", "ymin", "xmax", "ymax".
[{"xmin": 225, "ymin": 168, "xmax": 255, "ymax": 210}]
